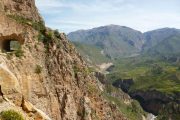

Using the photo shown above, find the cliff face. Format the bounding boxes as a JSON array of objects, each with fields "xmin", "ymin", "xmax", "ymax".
[
  {"xmin": 0, "ymin": 0, "xmax": 42, "ymax": 22},
  {"xmin": 112, "ymin": 79, "xmax": 180, "ymax": 118},
  {"xmin": 0, "ymin": 0, "xmax": 125, "ymax": 120},
  {"xmin": 129, "ymin": 90, "xmax": 180, "ymax": 115}
]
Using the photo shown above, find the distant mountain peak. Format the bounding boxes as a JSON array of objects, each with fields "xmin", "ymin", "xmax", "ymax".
[
  {"xmin": 68, "ymin": 25, "xmax": 144, "ymax": 59},
  {"xmin": 68, "ymin": 25, "xmax": 180, "ymax": 59}
]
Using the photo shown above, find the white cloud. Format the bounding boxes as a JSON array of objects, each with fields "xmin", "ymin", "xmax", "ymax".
[{"xmin": 35, "ymin": 0, "xmax": 180, "ymax": 33}]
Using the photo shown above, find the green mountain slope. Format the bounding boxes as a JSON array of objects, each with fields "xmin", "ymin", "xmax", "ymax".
[
  {"xmin": 72, "ymin": 41, "xmax": 110, "ymax": 64},
  {"xmin": 146, "ymin": 35, "xmax": 180, "ymax": 57},
  {"xmin": 108, "ymin": 55, "xmax": 180, "ymax": 118},
  {"xmin": 69, "ymin": 26, "xmax": 180, "ymax": 61},
  {"xmin": 143, "ymin": 28, "xmax": 180, "ymax": 51},
  {"xmin": 68, "ymin": 25, "xmax": 144, "ymax": 59},
  {"xmin": 69, "ymin": 26, "xmax": 180, "ymax": 119}
]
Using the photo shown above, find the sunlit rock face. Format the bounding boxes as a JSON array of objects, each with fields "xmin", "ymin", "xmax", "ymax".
[
  {"xmin": 0, "ymin": 0, "xmax": 126, "ymax": 120},
  {"xmin": 0, "ymin": 0, "xmax": 42, "ymax": 22}
]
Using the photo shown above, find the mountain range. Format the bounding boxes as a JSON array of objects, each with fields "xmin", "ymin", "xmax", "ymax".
[{"xmin": 68, "ymin": 25, "xmax": 180, "ymax": 63}]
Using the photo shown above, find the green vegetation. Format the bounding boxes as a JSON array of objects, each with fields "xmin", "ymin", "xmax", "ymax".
[
  {"xmin": 70, "ymin": 26, "xmax": 180, "ymax": 119},
  {"xmin": 7, "ymin": 15, "xmax": 54, "ymax": 45},
  {"xmin": 0, "ymin": 110, "xmax": 24, "ymax": 120},
  {"xmin": 178, "ymin": 66, "xmax": 180, "ymax": 70},
  {"xmin": 7, "ymin": 15, "xmax": 45, "ymax": 32},
  {"xmin": 87, "ymin": 83, "xmax": 98, "ymax": 94},
  {"xmin": 7, "ymin": 15, "xmax": 63, "ymax": 51},
  {"xmin": 157, "ymin": 102, "xmax": 180, "ymax": 120},
  {"xmin": 69, "ymin": 27, "xmax": 180, "ymax": 61},
  {"xmin": 68, "ymin": 25, "xmax": 143, "ymax": 59},
  {"xmin": 145, "ymin": 35, "xmax": 180, "ymax": 57},
  {"xmin": 38, "ymin": 29, "xmax": 62, "ymax": 50},
  {"xmin": 14, "ymin": 48, "xmax": 24, "ymax": 58},
  {"xmin": 107, "ymin": 55, "xmax": 180, "ymax": 95},
  {"xmin": 72, "ymin": 41, "xmax": 110, "ymax": 64},
  {"xmin": 54, "ymin": 29, "xmax": 60, "ymax": 38},
  {"xmin": 37, "ymin": 33, "xmax": 45, "ymax": 42},
  {"xmin": 46, "ymin": 31, "xmax": 53, "ymax": 40},
  {"xmin": 38, "ymin": 31, "xmax": 54, "ymax": 46},
  {"xmin": 40, "ymin": 31, "xmax": 53, "ymax": 44},
  {"xmin": 104, "ymin": 55, "xmax": 180, "ymax": 119},
  {"xmin": 7, "ymin": 14, "xmax": 53, "ymax": 49},
  {"xmin": 35, "ymin": 65, "xmax": 42, "ymax": 74},
  {"xmin": 2, "ymin": 40, "xmax": 24, "ymax": 58},
  {"xmin": 73, "ymin": 65, "xmax": 94, "ymax": 76},
  {"xmin": 103, "ymin": 86, "xmax": 147, "ymax": 120},
  {"xmin": 150, "ymin": 64, "xmax": 164, "ymax": 74},
  {"xmin": 143, "ymin": 28, "xmax": 180, "ymax": 52},
  {"xmin": 5, "ymin": 45, "xmax": 24, "ymax": 58},
  {"xmin": 73, "ymin": 65, "xmax": 80, "ymax": 75},
  {"xmin": 11, "ymin": 41, "xmax": 24, "ymax": 58}
]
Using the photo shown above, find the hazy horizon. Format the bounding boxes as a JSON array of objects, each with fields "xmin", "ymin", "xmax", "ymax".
[
  {"xmin": 35, "ymin": 0, "xmax": 180, "ymax": 33},
  {"xmin": 59, "ymin": 25, "xmax": 180, "ymax": 34}
]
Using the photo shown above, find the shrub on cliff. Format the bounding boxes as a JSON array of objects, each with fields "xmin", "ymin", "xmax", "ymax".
[
  {"xmin": 54, "ymin": 29, "xmax": 60, "ymax": 38},
  {"xmin": 7, "ymin": 15, "xmax": 45, "ymax": 33},
  {"xmin": 46, "ymin": 31, "xmax": 53, "ymax": 40},
  {"xmin": 157, "ymin": 102, "xmax": 180, "ymax": 120},
  {"xmin": 178, "ymin": 66, "xmax": 180, "ymax": 70},
  {"xmin": 35, "ymin": 65, "xmax": 42, "ymax": 74},
  {"xmin": 150, "ymin": 64, "xmax": 163, "ymax": 74},
  {"xmin": 38, "ymin": 33, "xmax": 45, "ymax": 42},
  {"xmin": 14, "ymin": 48, "xmax": 24, "ymax": 58},
  {"xmin": 32, "ymin": 21, "xmax": 46, "ymax": 32},
  {"xmin": 0, "ymin": 110, "xmax": 24, "ymax": 120}
]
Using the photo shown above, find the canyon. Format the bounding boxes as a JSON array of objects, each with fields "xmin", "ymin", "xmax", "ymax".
[{"xmin": 0, "ymin": 0, "xmax": 127, "ymax": 119}]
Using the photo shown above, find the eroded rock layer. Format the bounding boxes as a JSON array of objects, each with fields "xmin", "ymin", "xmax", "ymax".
[
  {"xmin": 0, "ymin": 0, "xmax": 42, "ymax": 22},
  {"xmin": 0, "ymin": 0, "xmax": 125, "ymax": 120}
]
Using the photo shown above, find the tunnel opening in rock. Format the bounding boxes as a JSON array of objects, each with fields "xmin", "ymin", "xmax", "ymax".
[
  {"xmin": 0, "ymin": 34, "xmax": 24, "ymax": 53},
  {"xmin": 2, "ymin": 40, "xmax": 21, "ymax": 52}
]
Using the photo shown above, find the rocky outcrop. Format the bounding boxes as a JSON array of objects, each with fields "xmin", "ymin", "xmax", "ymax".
[
  {"xmin": 95, "ymin": 72, "xmax": 107, "ymax": 84},
  {"xmin": 158, "ymin": 102, "xmax": 180, "ymax": 119},
  {"xmin": 44, "ymin": 32, "xmax": 125, "ymax": 120},
  {"xmin": 0, "ymin": 0, "xmax": 42, "ymax": 22},
  {"xmin": 113, "ymin": 79, "xmax": 134, "ymax": 93},
  {"xmin": 129, "ymin": 90, "xmax": 180, "ymax": 115},
  {"xmin": 112, "ymin": 79, "xmax": 180, "ymax": 116},
  {"xmin": 0, "ymin": 0, "xmax": 126, "ymax": 119}
]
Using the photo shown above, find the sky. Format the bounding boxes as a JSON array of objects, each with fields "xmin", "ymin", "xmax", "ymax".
[{"xmin": 35, "ymin": 0, "xmax": 180, "ymax": 33}]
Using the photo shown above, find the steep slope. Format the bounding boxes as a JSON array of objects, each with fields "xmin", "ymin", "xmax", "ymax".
[
  {"xmin": 69, "ymin": 26, "xmax": 180, "ymax": 119},
  {"xmin": 69, "ymin": 27, "xmax": 180, "ymax": 63},
  {"xmin": 0, "ymin": 0, "xmax": 126, "ymax": 120},
  {"xmin": 72, "ymin": 41, "xmax": 110, "ymax": 64},
  {"xmin": 108, "ymin": 56, "xmax": 180, "ymax": 119},
  {"xmin": 145, "ymin": 34, "xmax": 180, "ymax": 57},
  {"xmin": 68, "ymin": 25, "xmax": 144, "ymax": 59},
  {"xmin": 0, "ymin": 0, "xmax": 42, "ymax": 22},
  {"xmin": 143, "ymin": 28, "xmax": 180, "ymax": 51}
]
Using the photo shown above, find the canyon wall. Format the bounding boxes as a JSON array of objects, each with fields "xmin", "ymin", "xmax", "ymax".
[{"xmin": 0, "ymin": 0, "xmax": 125, "ymax": 120}]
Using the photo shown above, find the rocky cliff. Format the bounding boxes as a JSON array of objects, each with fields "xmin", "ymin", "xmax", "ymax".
[
  {"xmin": 0, "ymin": 0, "xmax": 42, "ymax": 22},
  {"xmin": 112, "ymin": 79, "xmax": 180, "ymax": 119},
  {"xmin": 0, "ymin": 0, "xmax": 125, "ymax": 120}
]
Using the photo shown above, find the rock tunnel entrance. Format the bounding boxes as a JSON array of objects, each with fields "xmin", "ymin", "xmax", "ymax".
[
  {"xmin": 2, "ymin": 40, "xmax": 21, "ymax": 52},
  {"xmin": 0, "ymin": 34, "xmax": 24, "ymax": 53}
]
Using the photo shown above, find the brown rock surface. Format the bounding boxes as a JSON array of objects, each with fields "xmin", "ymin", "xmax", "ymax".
[
  {"xmin": 0, "ymin": 0, "xmax": 126, "ymax": 120},
  {"xmin": 0, "ymin": 0, "xmax": 42, "ymax": 22}
]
